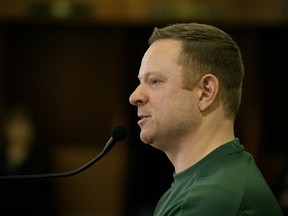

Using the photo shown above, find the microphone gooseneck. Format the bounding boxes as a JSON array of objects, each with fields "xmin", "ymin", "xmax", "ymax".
[{"xmin": 0, "ymin": 125, "xmax": 128, "ymax": 180}]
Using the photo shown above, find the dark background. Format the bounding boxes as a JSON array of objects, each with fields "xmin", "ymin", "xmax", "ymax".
[{"xmin": 0, "ymin": 1, "xmax": 288, "ymax": 215}]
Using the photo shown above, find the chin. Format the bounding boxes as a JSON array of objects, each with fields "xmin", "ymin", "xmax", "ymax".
[
  {"xmin": 140, "ymin": 136, "xmax": 151, "ymax": 144},
  {"xmin": 140, "ymin": 132, "xmax": 153, "ymax": 144}
]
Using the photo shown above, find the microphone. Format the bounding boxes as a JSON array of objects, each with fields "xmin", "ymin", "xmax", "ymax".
[{"xmin": 0, "ymin": 125, "xmax": 128, "ymax": 180}]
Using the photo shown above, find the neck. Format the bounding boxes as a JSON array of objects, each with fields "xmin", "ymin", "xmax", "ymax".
[{"xmin": 165, "ymin": 118, "xmax": 235, "ymax": 174}]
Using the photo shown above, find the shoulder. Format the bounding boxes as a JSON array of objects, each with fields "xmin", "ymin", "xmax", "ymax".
[{"xmin": 180, "ymin": 150, "xmax": 281, "ymax": 215}]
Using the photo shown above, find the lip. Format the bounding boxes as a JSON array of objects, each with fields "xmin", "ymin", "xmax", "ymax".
[{"xmin": 138, "ymin": 114, "xmax": 151, "ymax": 126}]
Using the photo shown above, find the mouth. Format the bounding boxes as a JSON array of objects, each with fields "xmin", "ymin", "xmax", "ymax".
[{"xmin": 138, "ymin": 114, "xmax": 150, "ymax": 125}]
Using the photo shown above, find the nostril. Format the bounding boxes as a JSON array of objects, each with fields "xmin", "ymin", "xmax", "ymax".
[{"xmin": 135, "ymin": 99, "xmax": 144, "ymax": 106}]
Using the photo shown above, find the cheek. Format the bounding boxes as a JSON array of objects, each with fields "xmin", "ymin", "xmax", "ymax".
[
  {"xmin": 169, "ymin": 93, "xmax": 197, "ymax": 120},
  {"xmin": 151, "ymin": 88, "xmax": 196, "ymax": 121}
]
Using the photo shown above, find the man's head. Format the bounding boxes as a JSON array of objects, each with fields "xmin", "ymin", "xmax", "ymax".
[{"xmin": 129, "ymin": 23, "xmax": 244, "ymax": 150}]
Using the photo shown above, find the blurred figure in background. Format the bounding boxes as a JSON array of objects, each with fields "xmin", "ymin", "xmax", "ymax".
[{"xmin": 0, "ymin": 105, "xmax": 57, "ymax": 215}]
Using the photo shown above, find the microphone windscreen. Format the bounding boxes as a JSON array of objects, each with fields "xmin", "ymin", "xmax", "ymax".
[{"xmin": 112, "ymin": 125, "xmax": 128, "ymax": 141}]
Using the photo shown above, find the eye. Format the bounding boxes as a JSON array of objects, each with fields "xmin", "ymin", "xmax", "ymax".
[{"xmin": 149, "ymin": 78, "xmax": 160, "ymax": 85}]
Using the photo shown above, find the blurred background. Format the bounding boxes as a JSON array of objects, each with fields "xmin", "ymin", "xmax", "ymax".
[{"xmin": 0, "ymin": 0, "xmax": 287, "ymax": 215}]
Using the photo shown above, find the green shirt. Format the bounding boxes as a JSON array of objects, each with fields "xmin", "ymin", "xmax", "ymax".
[{"xmin": 153, "ymin": 139, "xmax": 283, "ymax": 216}]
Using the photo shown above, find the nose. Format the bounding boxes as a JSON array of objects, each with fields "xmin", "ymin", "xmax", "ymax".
[{"xmin": 129, "ymin": 84, "xmax": 147, "ymax": 106}]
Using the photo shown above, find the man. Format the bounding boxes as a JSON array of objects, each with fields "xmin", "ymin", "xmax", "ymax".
[{"xmin": 129, "ymin": 23, "xmax": 283, "ymax": 215}]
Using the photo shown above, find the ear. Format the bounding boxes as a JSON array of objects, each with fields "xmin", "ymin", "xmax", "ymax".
[{"xmin": 198, "ymin": 74, "xmax": 219, "ymax": 112}]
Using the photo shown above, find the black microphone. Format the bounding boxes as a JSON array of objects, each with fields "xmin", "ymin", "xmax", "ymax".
[{"xmin": 0, "ymin": 125, "xmax": 128, "ymax": 180}]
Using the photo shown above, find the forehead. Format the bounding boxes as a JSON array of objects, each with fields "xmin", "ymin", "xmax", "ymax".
[{"xmin": 139, "ymin": 39, "xmax": 182, "ymax": 77}]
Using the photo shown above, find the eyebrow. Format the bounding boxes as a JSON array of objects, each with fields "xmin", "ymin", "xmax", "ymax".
[{"xmin": 138, "ymin": 71, "xmax": 162, "ymax": 81}]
